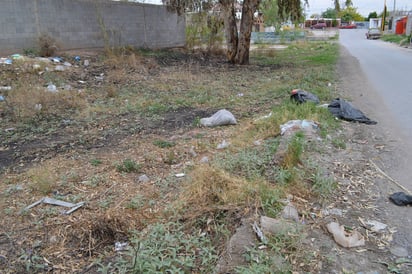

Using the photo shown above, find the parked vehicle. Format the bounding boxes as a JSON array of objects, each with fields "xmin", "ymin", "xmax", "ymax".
[
  {"xmin": 310, "ymin": 23, "xmax": 327, "ymax": 30},
  {"xmin": 339, "ymin": 24, "xmax": 357, "ymax": 29},
  {"xmin": 366, "ymin": 28, "xmax": 382, "ymax": 39}
]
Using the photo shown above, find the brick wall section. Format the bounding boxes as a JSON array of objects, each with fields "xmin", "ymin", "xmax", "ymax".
[{"xmin": 0, "ymin": 0, "xmax": 185, "ymax": 54}]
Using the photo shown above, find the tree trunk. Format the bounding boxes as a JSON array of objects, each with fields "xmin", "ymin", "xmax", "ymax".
[
  {"xmin": 236, "ymin": 0, "xmax": 260, "ymax": 65},
  {"xmin": 219, "ymin": 0, "xmax": 238, "ymax": 63}
]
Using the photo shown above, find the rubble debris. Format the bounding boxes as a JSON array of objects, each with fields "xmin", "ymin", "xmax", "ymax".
[{"xmin": 23, "ymin": 197, "xmax": 85, "ymax": 215}]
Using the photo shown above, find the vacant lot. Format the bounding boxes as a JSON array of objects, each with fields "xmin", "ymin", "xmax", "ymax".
[{"xmin": 0, "ymin": 42, "xmax": 359, "ymax": 273}]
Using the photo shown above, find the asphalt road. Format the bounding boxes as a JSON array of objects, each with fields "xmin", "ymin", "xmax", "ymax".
[{"xmin": 339, "ymin": 29, "xmax": 412, "ymax": 140}]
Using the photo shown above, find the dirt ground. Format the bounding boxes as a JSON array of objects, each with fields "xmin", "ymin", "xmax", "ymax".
[
  {"xmin": 1, "ymin": 44, "xmax": 412, "ymax": 273},
  {"xmin": 305, "ymin": 46, "xmax": 412, "ymax": 273}
]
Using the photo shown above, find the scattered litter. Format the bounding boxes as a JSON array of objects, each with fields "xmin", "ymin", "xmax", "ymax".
[
  {"xmin": 47, "ymin": 84, "xmax": 57, "ymax": 93},
  {"xmin": 217, "ymin": 140, "xmax": 230, "ymax": 149},
  {"xmin": 389, "ymin": 192, "xmax": 412, "ymax": 206},
  {"xmin": 51, "ymin": 57, "xmax": 62, "ymax": 63},
  {"xmin": 252, "ymin": 221, "xmax": 267, "ymax": 244},
  {"xmin": 199, "ymin": 156, "xmax": 209, "ymax": 163},
  {"xmin": 115, "ymin": 242, "xmax": 129, "ymax": 252},
  {"xmin": 0, "ymin": 95, "xmax": 5, "ymax": 102},
  {"xmin": 74, "ymin": 56, "xmax": 81, "ymax": 62},
  {"xmin": 175, "ymin": 173, "xmax": 185, "ymax": 178},
  {"xmin": 33, "ymin": 64, "xmax": 41, "ymax": 70},
  {"xmin": 290, "ymin": 89, "xmax": 320, "ymax": 104},
  {"xmin": 280, "ymin": 119, "xmax": 319, "ymax": 136},
  {"xmin": 5, "ymin": 128, "xmax": 15, "ymax": 132},
  {"xmin": 84, "ymin": 60, "xmax": 90, "ymax": 66},
  {"xmin": 34, "ymin": 103, "xmax": 42, "ymax": 111},
  {"xmin": 200, "ymin": 109, "xmax": 237, "ymax": 127},
  {"xmin": 23, "ymin": 197, "xmax": 85, "ymax": 215},
  {"xmin": 0, "ymin": 58, "xmax": 13, "ymax": 65},
  {"xmin": 255, "ymin": 112, "xmax": 272, "ymax": 121},
  {"xmin": 0, "ymin": 86, "xmax": 12, "ymax": 91},
  {"xmin": 237, "ymin": 93, "xmax": 244, "ymax": 97},
  {"xmin": 326, "ymin": 222, "xmax": 365, "ymax": 248},
  {"xmin": 54, "ymin": 65, "xmax": 65, "ymax": 72},
  {"xmin": 138, "ymin": 174, "xmax": 150, "ymax": 183},
  {"xmin": 11, "ymin": 54, "xmax": 22, "ymax": 60},
  {"xmin": 328, "ymin": 98, "xmax": 377, "ymax": 124},
  {"xmin": 63, "ymin": 61, "xmax": 72, "ymax": 67},
  {"xmin": 366, "ymin": 220, "xmax": 387, "ymax": 232}
]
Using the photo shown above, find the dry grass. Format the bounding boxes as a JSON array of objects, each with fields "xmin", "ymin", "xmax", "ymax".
[{"xmin": 0, "ymin": 42, "xmax": 341, "ymax": 272}]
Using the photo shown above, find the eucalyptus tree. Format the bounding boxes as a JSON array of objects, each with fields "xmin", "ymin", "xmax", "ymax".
[{"xmin": 167, "ymin": 0, "xmax": 306, "ymax": 64}]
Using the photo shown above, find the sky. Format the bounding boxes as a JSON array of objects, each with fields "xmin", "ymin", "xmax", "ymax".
[{"xmin": 306, "ymin": 0, "xmax": 411, "ymax": 17}]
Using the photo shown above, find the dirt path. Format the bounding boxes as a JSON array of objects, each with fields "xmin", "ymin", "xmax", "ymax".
[{"xmin": 322, "ymin": 45, "xmax": 412, "ymax": 272}]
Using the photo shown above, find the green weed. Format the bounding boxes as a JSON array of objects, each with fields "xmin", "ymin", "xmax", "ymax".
[
  {"xmin": 153, "ymin": 139, "xmax": 175, "ymax": 148},
  {"xmin": 116, "ymin": 159, "xmax": 141, "ymax": 173},
  {"xmin": 109, "ymin": 222, "xmax": 218, "ymax": 273}
]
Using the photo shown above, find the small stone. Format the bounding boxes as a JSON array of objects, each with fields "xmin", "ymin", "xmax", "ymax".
[{"xmin": 281, "ymin": 203, "xmax": 299, "ymax": 222}]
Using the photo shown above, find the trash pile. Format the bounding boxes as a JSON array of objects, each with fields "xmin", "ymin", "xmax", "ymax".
[{"xmin": 290, "ymin": 89, "xmax": 377, "ymax": 124}]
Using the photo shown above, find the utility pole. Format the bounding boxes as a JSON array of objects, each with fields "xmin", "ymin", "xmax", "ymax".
[
  {"xmin": 393, "ymin": 0, "xmax": 396, "ymax": 15},
  {"xmin": 382, "ymin": 0, "xmax": 387, "ymax": 31}
]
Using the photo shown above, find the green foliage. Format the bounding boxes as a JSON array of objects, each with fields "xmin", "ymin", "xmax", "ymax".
[
  {"xmin": 381, "ymin": 34, "xmax": 409, "ymax": 44},
  {"xmin": 367, "ymin": 11, "xmax": 378, "ymax": 20},
  {"xmin": 259, "ymin": 184, "xmax": 284, "ymax": 218},
  {"xmin": 116, "ymin": 159, "xmax": 141, "ymax": 173},
  {"xmin": 116, "ymin": 222, "xmax": 218, "ymax": 273},
  {"xmin": 90, "ymin": 158, "xmax": 102, "ymax": 166},
  {"xmin": 235, "ymin": 247, "xmax": 291, "ymax": 273},
  {"xmin": 310, "ymin": 167, "xmax": 337, "ymax": 199},
  {"xmin": 215, "ymin": 145, "xmax": 274, "ymax": 181},
  {"xmin": 185, "ymin": 12, "xmax": 224, "ymax": 50},
  {"xmin": 261, "ymin": 0, "xmax": 279, "ymax": 26},
  {"xmin": 338, "ymin": 6, "xmax": 364, "ymax": 22},
  {"xmin": 322, "ymin": 8, "xmax": 338, "ymax": 19},
  {"xmin": 153, "ymin": 139, "xmax": 176, "ymax": 148}
]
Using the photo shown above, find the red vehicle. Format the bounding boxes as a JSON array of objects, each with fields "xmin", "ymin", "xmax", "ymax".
[
  {"xmin": 339, "ymin": 24, "xmax": 357, "ymax": 29},
  {"xmin": 310, "ymin": 23, "xmax": 327, "ymax": 30}
]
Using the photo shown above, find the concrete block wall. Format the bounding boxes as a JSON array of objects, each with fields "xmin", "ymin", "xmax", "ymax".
[{"xmin": 0, "ymin": 0, "xmax": 185, "ymax": 54}]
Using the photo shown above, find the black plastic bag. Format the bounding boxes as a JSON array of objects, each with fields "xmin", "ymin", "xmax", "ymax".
[
  {"xmin": 389, "ymin": 192, "xmax": 412, "ymax": 206},
  {"xmin": 290, "ymin": 89, "xmax": 320, "ymax": 104},
  {"xmin": 328, "ymin": 98, "xmax": 377, "ymax": 124}
]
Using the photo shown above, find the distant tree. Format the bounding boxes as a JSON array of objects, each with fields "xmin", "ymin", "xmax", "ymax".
[
  {"xmin": 332, "ymin": 0, "xmax": 340, "ymax": 12},
  {"xmin": 260, "ymin": 0, "xmax": 279, "ymax": 26},
  {"xmin": 338, "ymin": 6, "xmax": 363, "ymax": 22},
  {"xmin": 344, "ymin": 0, "xmax": 353, "ymax": 8},
  {"xmin": 367, "ymin": 11, "xmax": 378, "ymax": 20},
  {"xmin": 322, "ymin": 8, "xmax": 337, "ymax": 19},
  {"xmin": 167, "ymin": 0, "xmax": 307, "ymax": 64}
]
